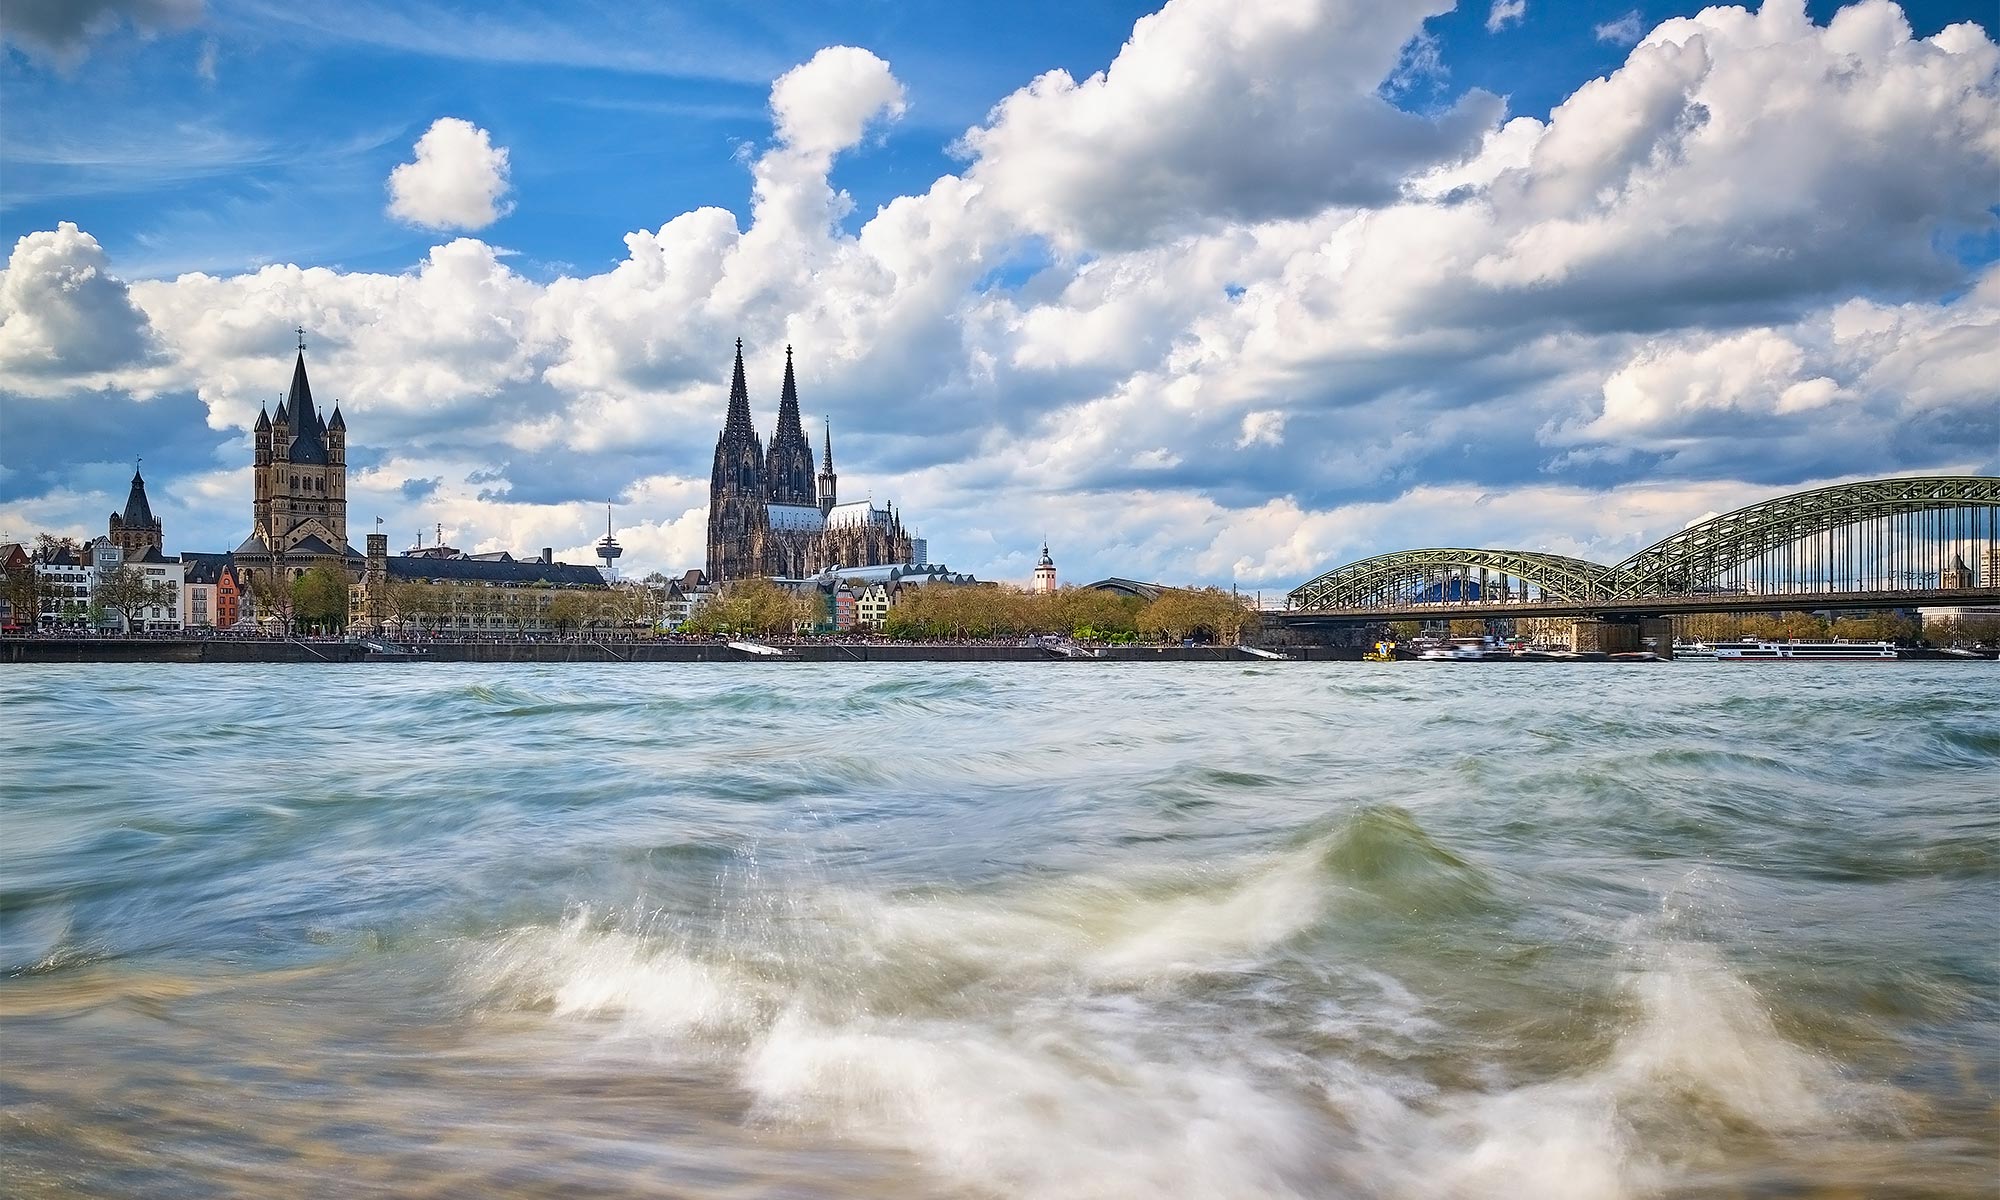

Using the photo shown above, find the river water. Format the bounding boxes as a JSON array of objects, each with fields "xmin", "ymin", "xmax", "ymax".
[{"xmin": 1, "ymin": 662, "xmax": 1994, "ymax": 1199}]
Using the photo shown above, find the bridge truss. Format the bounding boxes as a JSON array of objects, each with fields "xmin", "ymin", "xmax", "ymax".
[{"xmin": 1286, "ymin": 476, "xmax": 2000, "ymax": 615}]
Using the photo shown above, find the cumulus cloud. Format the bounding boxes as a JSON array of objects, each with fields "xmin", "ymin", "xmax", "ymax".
[
  {"xmin": 957, "ymin": 0, "xmax": 1501, "ymax": 250},
  {"xmin": 386, "ymin": 118, "xmax": 515, "ymax": 231},
  {"xmin": 0, "ymin": 223, "xmax": 156, "ymax": 386},
  {"xmin": 3, "ymin": 0, "xmax": 1996, "ymax": 584},
  {"xmin": 1487, "ymin": 1, "xmax": 1526, "ymax": 34},
  {"xmin": 769, "ymin": 46, "xmax": 907, "ymax": 159},
  {"xmin": 1, "ymin": 0, "xmax": 202, "ymax": 67}
]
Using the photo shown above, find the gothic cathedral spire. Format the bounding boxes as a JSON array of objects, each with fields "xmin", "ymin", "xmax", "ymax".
[
  {"xmin": 816, "ymin": 417, "xmax": 838, "ymax": 515},
  {"xmin": 765, "ymin": 343, "xmax": 817, "ymax": 506},
  {"xmin": 707, "ymin": 338, "xmax": 770, "ymax": 582}
]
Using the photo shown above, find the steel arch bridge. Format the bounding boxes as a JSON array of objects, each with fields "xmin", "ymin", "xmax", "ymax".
[{"xmin": 1285, "ymin": 475, "xmax": 2000, "ymax": 618}]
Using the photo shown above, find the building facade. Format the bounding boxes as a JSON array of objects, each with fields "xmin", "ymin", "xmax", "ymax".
[
  {"xmin": 353, "ymin": 533, "xmax": 610, "ymax": 636},
  {"xmin": 706, "ymin": 341, "xmax": 917, "ymax": 582},
  {"xmin": 236, "ymin": 344, "xmax": 361, "ymax": 583}
]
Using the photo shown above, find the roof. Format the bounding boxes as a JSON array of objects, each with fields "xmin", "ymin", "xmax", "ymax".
[
  {"xmin": 234, "ymin": 534, "xmax": 269, "ymax": 555},
  {"xmin": 181, "ymin": 553, "xmax": 235, "ymax": 584},
  {"xmin": 767, "ymin": 503, "xmax": 826, "ymax": 531},
  {"xmin": 119, "ymin": 471, "xmax": 160, "ymax": 529},
  {"xmin": 290, "ymin": 534, "xmax": 341, "ymax": 556},
  {"xmin": 1083, "ymin": 578, "xmax": 1164, "ymax": 601},
  {"xmin": 385, "ymin": 556, "xmax": 607, "ymax": 587},
  {"xmin": 131, "ymin": 547, "xmax": 179, "ymax": 564},
  {"xmin": 827, "ymin": 500, "xmax": 892, "ymax": 528}
]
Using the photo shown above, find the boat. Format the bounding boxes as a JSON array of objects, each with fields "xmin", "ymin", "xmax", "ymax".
[
  {"xmin": 1673, "ymin": 641, "xmax": 1717, "ymax": 661},
  {"xmin": 1363, "ymin": 640, "xmax": 1398, "ymax": 662},
  {"xmin": 1712, "ymin": 639, "xmax": 1898, "ymax": 662},
  {"xmin": 1417, "ymin": 636, "xmax": 1511, "ymax": 661}
]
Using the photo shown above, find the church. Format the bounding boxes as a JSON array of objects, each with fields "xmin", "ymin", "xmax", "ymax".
[
  {"xmin": 234, "ymin": 339, "xmax": 362, "ymax": 582},
  {"xmin": 706, "ymin": 341, "xmax": 921, "ymax": 582}
]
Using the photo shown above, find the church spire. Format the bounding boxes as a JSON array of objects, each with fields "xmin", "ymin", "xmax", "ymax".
[
  {"xmin": 723, "ymin": 337, "xmax": 754, "ymax": 437},
  {"xmin": 816, "ymin": 415, "xmax": 838, "ymax": 515},
  {"xmin": 764, "ymin": 342, "xmax": 815, "ymax": 506},
  {"xmin": 776, "ymin": 344, "xmax": 804, "ymax": 441}
]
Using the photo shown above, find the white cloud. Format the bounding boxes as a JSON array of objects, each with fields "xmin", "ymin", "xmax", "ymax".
[
  {"xmin": 1594, "ymin": 11, "xmax": 1643, "ymax": 45},
  {"xmin": 0, "ymin": 223, "xmax": 156, "ymax": 386},
  {"xmin": 957, "ymin": 0, "xmax": 1499, "ymax": 250},
  {"xmin": 1487, "ymin": 1, "xmax": 1526, "ymax": 34},
  {"xmin": 385, "ymin": 117, "xmax": 514, "ymax": 232},
  {"xmin": 769, "ymin": 46, "xmax": 907, "ymax": 160},
  {"xmin": 3, "ymin": 0, "xmax": 1996, "ymax": 586}
]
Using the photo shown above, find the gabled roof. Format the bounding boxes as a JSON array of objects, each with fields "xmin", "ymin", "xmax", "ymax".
[
  {"xmin": 234, "ymin": 534, "xmax": 269, "ymax": 555},
  {"xmin": 289, "ymin": 534, "xmax": 341, "ymax": 556},
  {"xmin": 131, "ymin": 546, "xmax": 178, "ymax": 564}
]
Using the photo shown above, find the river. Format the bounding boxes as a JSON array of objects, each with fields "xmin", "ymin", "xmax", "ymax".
[{"xmin": 1, "ymin": 662, "xmax": 1995, "ymax": 1198}]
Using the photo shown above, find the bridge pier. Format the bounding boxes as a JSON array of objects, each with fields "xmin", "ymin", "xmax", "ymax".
[{"xmin": 1569, "ymin": 616, "xmax": 1674, "ymax": 657}]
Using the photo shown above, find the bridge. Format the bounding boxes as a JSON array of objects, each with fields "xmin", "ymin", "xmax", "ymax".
[{"xmin": 1280, "ymin": 476, "xmax": 2000, "ymax": 642}]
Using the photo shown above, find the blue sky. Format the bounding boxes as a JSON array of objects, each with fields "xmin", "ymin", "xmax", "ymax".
[{"xmin": 3, "ymin": 0, "xmax": 1997, "ymax": 585}]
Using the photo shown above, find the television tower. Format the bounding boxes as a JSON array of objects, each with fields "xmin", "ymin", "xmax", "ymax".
[{"xmin": 596, "ymin": 504, "xmax": 623, "ymax": 580}]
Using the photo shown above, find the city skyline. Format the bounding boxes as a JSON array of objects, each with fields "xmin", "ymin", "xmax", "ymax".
[{"xmin": 3, "ymin": 0, "xmax": 1997, "ymax": 587}]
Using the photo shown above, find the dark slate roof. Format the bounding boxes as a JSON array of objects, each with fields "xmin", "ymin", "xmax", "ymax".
[
  {"xmin": 131, "ymin": 547, "xmax": 178, "ymax": 564},
  {"xmin": 181, "ymin": 552, "xmax": 234, "ymax": 584},
  {"xmin": 385, "ymin": 556, "xmax": 607, "ymax": 586},
  {"xmin": 282, "ymin": 350, "xmax": 332, "ymax": 464},
  {"xmin": 234, "ymin": 534, "xmax": 269, "ymax": 555},
  {"xmin": 290, "ymin": 535, "xmax": 341, "ymax": 556},
  {"xmin": 327, "ymin": 405, "xmax": 345, "ymax": 431},
  {"xmin": 120, "ymin": 471, "xmax": 159, "ymax": 528},
  {"xmin": 284, "ymin": 349, "xmax": 314, "ymax": 414}
]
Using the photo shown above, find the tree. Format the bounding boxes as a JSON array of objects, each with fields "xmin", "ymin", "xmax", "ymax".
[
  {"xmin": 292, "ymin": 563, "xmax": 350, "ymax": 633},
  {"xmin": 1, "ymin": 561, "xmax": 52, "ymax": 628},
  {"xmin": 93, "ymin": 564, "xmax": 178, "ymax": 633},
  {"xmin": 1137, "ymin": 587, "xmax": 1259, "ymax": 645},
  {"xmin": 243, "ymin": 569, "xmax": 297, "ymax": 631},
  {"xmin": 546, "ymin": 590, "xmax": 593, "ymax": 635}
]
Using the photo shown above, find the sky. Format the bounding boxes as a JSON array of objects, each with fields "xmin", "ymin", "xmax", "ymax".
[{"xmin": 2, "ymin": 0, "xmax": 1996, "ymax": 590}]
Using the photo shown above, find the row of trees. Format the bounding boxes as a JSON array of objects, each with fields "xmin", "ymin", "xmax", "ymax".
[{"xmin": 676, "ymin": 579, "xmax": 1261, "ymax": 643}]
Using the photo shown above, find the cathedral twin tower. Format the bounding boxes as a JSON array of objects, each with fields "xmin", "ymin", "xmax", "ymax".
[{"xmin": 707, "ymin": 341, "xmax": 915, "ymax": 582}]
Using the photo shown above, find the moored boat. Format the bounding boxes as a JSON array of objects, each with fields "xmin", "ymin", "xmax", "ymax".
[{"xmin": 1712, "ymin": 638, "xmax": 1897, "ymax": 662}]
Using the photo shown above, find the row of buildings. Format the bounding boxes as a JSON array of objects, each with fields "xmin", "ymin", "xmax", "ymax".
[{"xmin": 2, "ymin": 340, "xmax": 1043, "ymax": 636}]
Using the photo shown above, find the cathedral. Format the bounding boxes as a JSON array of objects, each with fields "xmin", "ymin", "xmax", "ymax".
[
  {"xmin": 707, "ymin": 341, "xmax": 919, "ymax": 582},
  {"xmin": 235, "ymin": 340, "xmax": 361, "ymax": 580}
]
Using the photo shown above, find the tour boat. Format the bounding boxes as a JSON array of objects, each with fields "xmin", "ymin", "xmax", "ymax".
[
  {"xmin": 1711, "ymin": 639, "xmax": 1898, "ymax": 662},
  {"xmin": 1672, "ymin": 641, "xmax": 1717, "ymax": 661}
]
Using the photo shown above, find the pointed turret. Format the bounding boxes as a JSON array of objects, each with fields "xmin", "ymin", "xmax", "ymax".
[
  {"xmin": 120, "ymin": 468, "xmax": 157, "ymax": 530},
  {"xmin": 816, "ymin": 416, "xmax": 838, "ymax": 514},
  {"xmin": 327, "ymin": 405, "xmax": 346, "ymax": 432},
  {"xmin": 255, "ymin": 406, "xmax": 270, "ymax": 432}
]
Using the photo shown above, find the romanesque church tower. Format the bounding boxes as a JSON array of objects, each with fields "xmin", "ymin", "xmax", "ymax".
[
  {"xmin": 706, "ymin": 340, "xmax": 771, "ymax": 582},
  {"xmin": 252, "ymin": 345, "xmax": 348, "ymax": 556}
]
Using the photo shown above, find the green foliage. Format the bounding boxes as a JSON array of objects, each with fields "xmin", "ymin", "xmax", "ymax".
[{"xmin": 291, "ymin": 563, "xmax": 351, "ymax": 632}]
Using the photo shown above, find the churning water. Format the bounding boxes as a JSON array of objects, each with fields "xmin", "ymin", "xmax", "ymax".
[{"xmin": 1, "ymin": 662, "xmax": 1995, "ymax": 1198}]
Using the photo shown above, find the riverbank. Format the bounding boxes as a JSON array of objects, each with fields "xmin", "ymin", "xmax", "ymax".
[
  {"xmin": 0, "ymin": 638, "xmax": 1361, "ymax": 664},
  {"xmin": 5, "ymin": 638, "xmax": 1986, "ymax": 664}
]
